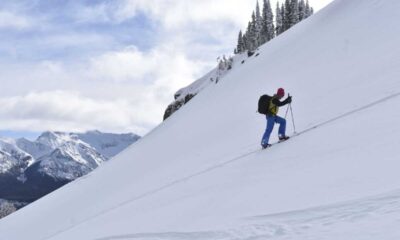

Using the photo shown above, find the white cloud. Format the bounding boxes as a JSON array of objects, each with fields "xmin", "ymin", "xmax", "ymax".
[
  {"xmin": 0, "ymin": 0, "xmax": 334, "ymax": 136},
  {"xmin": 87, "ymin": 45, "xmax": 207, "ymax": 85},
  {"xmin": 0, "ymin": 91, "xmax": 151, "ymax": 134},
  {"xmin": 0, "ymin": 10, "xmax": 33, "ymax": 30},
  {"xmin": 69, "ymin": 0, "xmax": 254, "ymax": 30},
  {"xmin": 0, "ymin": 45, "xmax": 210, "ymax": 135},
  {"xmin": 105, "ymin": 0, "xmax": 254, "ymax": 30},
  {"xmin": 88, "ymin": 46, "xmax": 158, "ymax": 83},
  {"xmin": 88, "ymin": 0, "xmax": 332, "ymax": 29}
]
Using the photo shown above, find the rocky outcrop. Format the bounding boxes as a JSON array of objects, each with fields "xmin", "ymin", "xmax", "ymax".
[{"xmin": 163, "ymin": 93, "xmax": 196, "ymax": 120}]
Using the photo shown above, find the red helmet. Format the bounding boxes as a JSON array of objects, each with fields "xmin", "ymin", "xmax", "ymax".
[{"xmin": 277, "ymin": 88, "xmax": 285, "ymax": 97}]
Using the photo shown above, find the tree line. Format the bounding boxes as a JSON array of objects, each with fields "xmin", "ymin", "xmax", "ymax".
[{"xmin": 235, "ymin": 0, "xmax": 314, "ymax": 54}]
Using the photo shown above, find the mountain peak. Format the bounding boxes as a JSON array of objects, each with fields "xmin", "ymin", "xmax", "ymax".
[{"xmin": 0, "ymin": 130, "xmax": 140, "ymax": 215}]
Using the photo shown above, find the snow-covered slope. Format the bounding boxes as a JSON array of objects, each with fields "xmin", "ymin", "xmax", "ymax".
[{"xmin": 2, "ymin": 0, "xmax": 400, "ymax": 239}]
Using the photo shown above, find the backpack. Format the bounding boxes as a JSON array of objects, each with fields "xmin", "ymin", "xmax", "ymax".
[{"xmin": 258, "ymin": 95, "xmax": 272, "ymax": 115}]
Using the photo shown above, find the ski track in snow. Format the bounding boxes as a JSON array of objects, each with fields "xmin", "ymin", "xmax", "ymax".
[
  {"xmin": 43, "ymin": 92, "xmax": 400, "ymax": 240},
  {"xmin": 95, "ymin": 189, "xmax": 400, "ymax": 240}
]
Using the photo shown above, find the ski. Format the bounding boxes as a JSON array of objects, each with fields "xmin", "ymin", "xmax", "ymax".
[{"xmin": 261, "ymin": 133, "xmax": 299, "ymax": 150}]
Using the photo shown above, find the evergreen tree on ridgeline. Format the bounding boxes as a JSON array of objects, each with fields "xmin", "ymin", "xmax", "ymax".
[
  {"xmin": 247, "ymin": 12, "xmax": 258, "ymax": 51},
  {"xmin": 283, "ymin": 0, "xmax": 291, "ymax": 31},
  {"xmin": 298, "ymin": 0, "xmax": 306, "ymax": 21},
  {"xmin": 236, "ymin": 30, "xmax": 245, "ymax": 54},
  {"xmin": 244, "ymin": 21, "xmax": 253, "ymax": 51},
  {"xmin": 280, "ymin": 3, "xmax": 286, "ymax": 32},
  {"xmin": 260, "ymin": 0, "xmax": 275, "ymax": 44},
  {"xmin": 234, "ymin": 0, "xmax": 314, "ymax": 54},
  {"xmin": 242, "ymin": 33, "xmax": 248, "ymax": 51},
  {"xmin": 255, "ymin": 1, "xmax": 263, "ymax": 34},
  {"xmin": 275, "ymin": 3, "xmax": 283, "ymax": 36},
  {"xmin": 289, "ymin": 0, "xmax": 299, "ymax": 28},
  {"xmin": 305, "ymin": 0, "xmax": 314, "ymax": 18}
]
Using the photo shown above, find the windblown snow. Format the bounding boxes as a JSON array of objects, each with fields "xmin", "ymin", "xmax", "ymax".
[{"xmin": 1, "ymin": 0, "xmax": 400, "ymax": 239}]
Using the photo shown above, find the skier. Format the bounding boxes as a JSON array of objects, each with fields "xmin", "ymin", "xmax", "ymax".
[{"xmin": 261, "ymin": 88, "xmax": 292, "ymax": 149}]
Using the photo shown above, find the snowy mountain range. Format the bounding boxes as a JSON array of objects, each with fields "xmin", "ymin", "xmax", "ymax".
[
  {"xmin": 2, "ymin": 0, "xmax": 400, "ymax": 239},
  {"xmin": 0, "ymin": 131, "xmax": 139, "ymax": 212}
]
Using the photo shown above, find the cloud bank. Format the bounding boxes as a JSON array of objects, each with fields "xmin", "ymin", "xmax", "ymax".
[{"xmin": 0, "ymin": 0, "xmax": 332, "ymax": 136}]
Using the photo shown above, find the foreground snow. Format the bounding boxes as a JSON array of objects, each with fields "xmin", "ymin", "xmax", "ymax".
[
  {"xmin": 1, "ymin": 0, "xmax": 400, "ymax": 239},
  {"xmin": 94, "ymin": 189, "xmax": 400, "ymax": 240}
]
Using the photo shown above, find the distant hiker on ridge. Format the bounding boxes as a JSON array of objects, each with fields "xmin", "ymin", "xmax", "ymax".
[{"xmin": 258, "ymin": 88, "xmax": 292, "ymax": 149}]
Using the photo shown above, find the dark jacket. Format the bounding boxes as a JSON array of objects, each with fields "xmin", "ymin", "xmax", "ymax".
[{"xmin": 268, "ymin": 95, "xmax": 291, "ymax": 116}]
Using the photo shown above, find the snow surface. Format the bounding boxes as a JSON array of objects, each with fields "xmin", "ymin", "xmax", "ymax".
[
  {"xmin": 1, "ymin": 0, "xmax": 400, "ymax": 239},
  {"xmin": 174, "ymin": 53, "xmax": 247, "ymax": 102}
]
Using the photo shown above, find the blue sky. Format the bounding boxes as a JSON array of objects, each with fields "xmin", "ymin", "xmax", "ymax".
[
  {"xmin": 0, "ymin": 0, "xmax": 333, "ymax": 139},
  {"xmin": 0, "ymin": 1, "xmax": 158, "ymax": 62}
]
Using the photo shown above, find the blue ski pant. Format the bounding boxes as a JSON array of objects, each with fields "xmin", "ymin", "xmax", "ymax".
[{"xmin": 261, "ymin": 115, "xmax": 286, "ymax": 145}]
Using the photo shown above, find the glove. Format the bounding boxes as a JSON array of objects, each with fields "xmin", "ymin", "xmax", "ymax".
[{"xmin": 287, "ymin": 96, "xmax": 292, "ymax": 104}]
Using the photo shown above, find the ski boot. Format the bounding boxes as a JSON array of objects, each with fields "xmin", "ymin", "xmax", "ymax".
[
  {"xmin": 279, "ymin": 135, "xmax": 290, "ymax": 141},
  {"xmin": 262, "ymin": 144, "xmax": 272, "ymax": 149}
]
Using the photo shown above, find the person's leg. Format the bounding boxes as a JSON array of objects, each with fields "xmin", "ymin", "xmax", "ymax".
[
  {"xmin": 275, "ymin": 115, "xmax": 287, "ymax": 137},
  {"xmin": 261, "ymin": 115, "xmax": 276, "ymax": 146}
]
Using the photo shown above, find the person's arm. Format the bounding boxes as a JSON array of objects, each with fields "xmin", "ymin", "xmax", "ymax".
[{"xmin": 272, "ymin": 96, "xmax": 292, "ymax": 107}]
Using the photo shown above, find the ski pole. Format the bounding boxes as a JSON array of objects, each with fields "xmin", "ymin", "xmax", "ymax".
[
  {"xmin": 285, "ymin": 93, "xmax": 291, "ymax": 119},
  {"xmin": 284, "ymin": 104, "xmax": 290, "ymax": 119},
  {"xmin": 289, "ymin": 103, "xmax": 296, "ymax": 134}
]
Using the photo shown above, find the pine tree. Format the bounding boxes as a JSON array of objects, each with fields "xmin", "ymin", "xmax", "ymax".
[
  {"xmin": 289, "ymin": 0, "xmax": 299, "ymax": 27},
  {"xmin": 259, "ymin": 14, "xmax": 267, "ymax": 45},
  {"xmin": 305, "ymin": 0, "xmax": 313, "ymax": 18},
  {"xmin": 298, "ymin": 0, "xmax": 306, "ymax": 21},
  {"xmin": 255, "ymin": 1, "xmax": 263, "ymax": 47},
  {"xmin": 247, "ymin": 12, "xmax": 258, "ymax": 51},
  {"xmin": 236, "ymin": 30, "xmax": 245, "ymax": 53},
  {"xmin": 242, "ymin": 33, "xmax": 248, "ymax": 51},
  {"xmin": 283, "ymin": 0, "xmax": 291, "ymax": 31},
  {"xmin": 264, "ymin": 0, "xmax": 275, "ymax": 41},
  {"xmin": 280, "ymin": 3, "xmax": 286, "ymax": 32},
  {"xmin": 275, "ymin": 3, "xmax": 283, "ymax": 35},
  {"xmin": 255, "ymin": 1, "xmax": 262, "ymax": 33},
  {"xmin": 244, "ymin": 21, "xmax": 254, "ymax": 51},
  {"xmin": 233, "ymin": 0, "xmax": 314, "ymax": 54},
  {"xmin": 261, "ymin": 0, "xmax": 275, "ymax": 42}
]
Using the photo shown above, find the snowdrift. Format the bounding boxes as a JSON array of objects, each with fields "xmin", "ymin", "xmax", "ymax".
[{"xmin": 1, "ymin": 0, "xmax": 400, "ymax": 239}]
